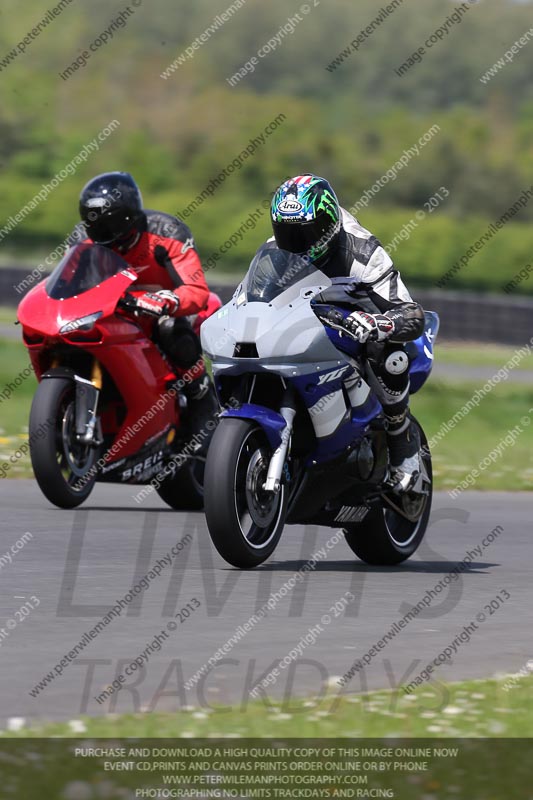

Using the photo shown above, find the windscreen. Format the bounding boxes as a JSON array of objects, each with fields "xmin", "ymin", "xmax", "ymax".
[
  {"xmin": 46, "ymin": 243, "xmax": 130, "ymax": 300},
  {"xmin": 243, "ymin": 244, "xmax": 317, "ymax": 303}
]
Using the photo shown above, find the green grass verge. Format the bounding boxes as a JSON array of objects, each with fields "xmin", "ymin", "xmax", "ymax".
[
  {"xmin": 436, "ymin": 341, "xmax": 533, "ymax": 369},
  {"xmin": 0, "ymin": 337, "xmax": 35, "ymax": 477},
  {"xmin": 1, "ymin": 334, "xmax": 532, "ymax": 488},
  {"xmin": 411, "ymin": 377, "xmax": 533, "ymax": 492},
  {"xmin": 8, "ymin": 674, "xmax": 533, "ymax": 738}
]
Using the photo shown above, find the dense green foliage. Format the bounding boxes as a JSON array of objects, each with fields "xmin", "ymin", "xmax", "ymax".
[{"xmin": 1, "ymin": 0, "xmax": 533, "ymax": 292}]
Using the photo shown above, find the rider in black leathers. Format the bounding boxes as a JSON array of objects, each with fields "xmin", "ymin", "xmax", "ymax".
[{"xmin": 268, "ymin": 174, "xmax": 425, "ymax": 492}]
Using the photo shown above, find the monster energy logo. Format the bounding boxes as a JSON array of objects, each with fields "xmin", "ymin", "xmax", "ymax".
[{"xmin": 317, "ymin": 190, "xmax": 338, "ymax": 222}]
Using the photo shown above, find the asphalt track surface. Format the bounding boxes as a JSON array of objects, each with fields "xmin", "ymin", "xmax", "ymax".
[{"xmin": 0, "ymin": 481, "xmax": 531, "ymax": 726}]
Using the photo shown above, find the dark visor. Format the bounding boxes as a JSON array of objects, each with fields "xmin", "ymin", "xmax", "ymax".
[
  {"xmin": 85, "ymin": 210, "xmax": 134, "ymax": 245},
  {"xmin": 272, "ymin": 213, "xmax": 335, "ymax": 255}
]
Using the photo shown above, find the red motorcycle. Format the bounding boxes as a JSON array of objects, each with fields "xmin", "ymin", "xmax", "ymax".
[{"xmin": 17, "ymin": 242, "xmax": 221, "ymax": 509}]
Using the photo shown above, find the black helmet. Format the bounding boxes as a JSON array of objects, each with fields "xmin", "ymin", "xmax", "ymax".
[
  {"xmin": 271, "ymin": 174, "xmax": 341, "ymax": 263},
  {"xmin": 79, "ymin": 171, "xmax": 143, "ymax": 246}
]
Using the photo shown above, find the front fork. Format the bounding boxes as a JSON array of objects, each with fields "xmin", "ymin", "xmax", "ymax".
[
  {"xmin": 74, "ymin": 360, "xmax": 103, "ymax": 446},
  {"xmin": 263, "ymin": 389, "xmax": 296, "ymax": 494}
]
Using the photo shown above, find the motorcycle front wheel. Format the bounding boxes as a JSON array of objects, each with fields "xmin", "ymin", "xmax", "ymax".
[
  {"xmin": 29, "ymin": 376, "xmax": 98, "ymax": 508},
  {"xmin": 204, "ymin": 418, "xmax": 287, "ymax": 568}
]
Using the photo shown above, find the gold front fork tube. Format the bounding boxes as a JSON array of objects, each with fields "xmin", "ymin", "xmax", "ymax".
[{"xmin": 91, "ymin": 360, "xmax": 103, "ymax": 390}]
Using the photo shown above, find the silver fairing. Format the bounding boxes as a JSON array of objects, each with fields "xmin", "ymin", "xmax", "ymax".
[{"xmin": 201, "ymin": 270, "xmax": 351, "ymax": 379}]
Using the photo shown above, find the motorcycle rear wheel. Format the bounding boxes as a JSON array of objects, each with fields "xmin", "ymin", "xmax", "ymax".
[
  {"xmin": 204, "ymin": 419, "xmax": 287, "ymax": 568},
  {"xmin": 155, "ymin": 457, "xmax": 204, "ymax": 510},
  {"xmin": 344, "ymin": 417, "xmax": 432, "ymax": 565}
]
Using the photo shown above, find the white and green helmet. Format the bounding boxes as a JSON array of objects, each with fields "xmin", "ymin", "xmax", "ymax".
[{"xmin": 271, "ymin": 174, "xmax": 341, "ymax": 262}]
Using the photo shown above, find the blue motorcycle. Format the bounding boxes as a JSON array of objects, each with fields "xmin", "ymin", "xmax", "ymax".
[{"xmin": 201, "ymin": 243, "xmax": 438, "ymax": 568}]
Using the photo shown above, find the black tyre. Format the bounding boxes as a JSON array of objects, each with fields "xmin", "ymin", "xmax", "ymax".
[
  {"xmin": 204, "ymin": 419, "xmax": 287, "ymax": 568},
  {"xmin": 155, "ymin": 457, "xmax": 204, "ymax": 510},
  {"xmin": 344, "ymin": 418, "xmax": 432, "ymax": 565},
  {"xmin": 29, "ymin": 377, "xmax": 98, "ymax": 509}
]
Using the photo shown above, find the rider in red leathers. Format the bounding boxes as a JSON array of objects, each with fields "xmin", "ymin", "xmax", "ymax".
[{"xmin": 69, "ymin": 171, "xmax": 218, "ymax": 432}]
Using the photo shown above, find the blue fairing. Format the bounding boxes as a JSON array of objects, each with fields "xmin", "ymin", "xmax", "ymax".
[
  {"xmin": 408, "ymin": 311, "xmax": 440, "ymax": 394},
  {"xmin": 221, "ymin": 403, "xmax": 286, "ymax": 449},
  {"xmin": 324, "ymin": 326, "xmax": 363, "ymax": 360}
]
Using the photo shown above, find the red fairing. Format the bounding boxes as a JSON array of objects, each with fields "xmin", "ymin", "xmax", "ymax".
[{"xmin": 17, "ymin": 259, "xmax": 175, "ymax": 461}]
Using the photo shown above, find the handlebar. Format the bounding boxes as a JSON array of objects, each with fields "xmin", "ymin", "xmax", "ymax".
[
  {"xmin": 118, "ymin": 293, "xmax": 138, "ymax": 312},
  {"xmin": 311, "ymin": 302, "xmax": 350, "ymax": 331}
]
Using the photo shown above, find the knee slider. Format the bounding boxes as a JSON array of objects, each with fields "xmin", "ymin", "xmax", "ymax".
[{"xmin": 385, "ymin": 350, "xmax": 409, "ymax": 375}]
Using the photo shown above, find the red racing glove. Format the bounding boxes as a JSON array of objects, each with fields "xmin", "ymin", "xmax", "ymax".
[
  {"xmin": 135, "ymin": 290, "xmax": 180, "ymax": 317},
  {"xmin": 153, "ymin": 289, "xmax": 180, "ymax": 316}
]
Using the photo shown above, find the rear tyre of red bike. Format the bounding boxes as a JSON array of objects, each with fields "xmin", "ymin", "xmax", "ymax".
[{"xmin": 155, "ymin": 458, "xmax": 205, "ymax": 510}]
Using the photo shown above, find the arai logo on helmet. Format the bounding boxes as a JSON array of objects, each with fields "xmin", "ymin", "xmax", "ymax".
[{"xmin": 278, "ymin": 198, "xmax": 304, "ymax": 216}]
